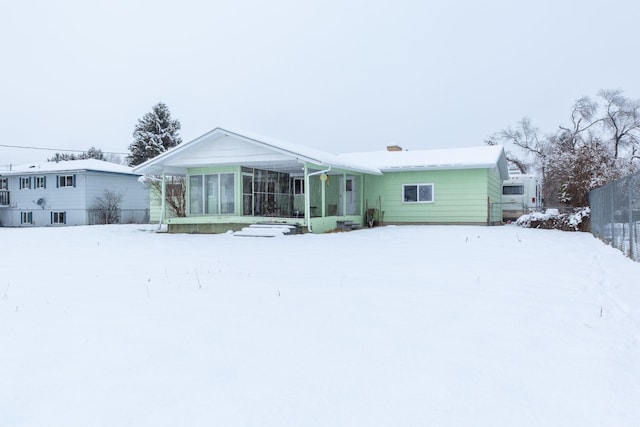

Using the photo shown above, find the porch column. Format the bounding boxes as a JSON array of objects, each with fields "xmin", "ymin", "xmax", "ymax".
[
  {"xmin": 159, "ymin": 172, "xmax": 167, "ymax": 227},
  {"xmin": 342, "ymin": 172, "xmax": 347, "ymax": 216},
  {"xmin": 321, "ymin": 174, "xmax": 326, "ymax": 217}
]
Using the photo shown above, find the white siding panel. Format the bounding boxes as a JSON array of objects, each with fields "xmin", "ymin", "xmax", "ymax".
[
  {"xmin": 173, "ymin": 135, "xmax": 293, "ymax": 166},
  {"xmin": 84, "ymin": 172, "xmax": 149, "ymax": 210}
]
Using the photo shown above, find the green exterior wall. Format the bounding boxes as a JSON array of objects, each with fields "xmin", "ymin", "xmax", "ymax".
[
  {"xmin": 486, "ymin": 166, "xmax": 504, "ymax": 224},
  {"xmin": 151, "ymin": 164, "xmax": 503, "ymax": 231},
  {"xmin": 362, "ymin": 168, "xmax": 503, "ymax": 225}
]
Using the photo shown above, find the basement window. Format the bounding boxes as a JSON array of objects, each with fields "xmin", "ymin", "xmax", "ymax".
[
  {"xmin": 21, "ymin": 211, "xmax": 33, "ymax": 224},
  {"xmin": 52, "ymin": 211, "xmax": 66, "ymax": 224}
]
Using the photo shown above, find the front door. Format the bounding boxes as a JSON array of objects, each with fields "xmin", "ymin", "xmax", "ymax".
[
  {"xmin": 339, "ymin": 176, "xmax": 357, "ymax": 216},
  {"xmin": 345, "ymin": 177, "xmax": 356, "ymax": 215}
]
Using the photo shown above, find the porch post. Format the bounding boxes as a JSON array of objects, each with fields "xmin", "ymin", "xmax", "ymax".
[
  {"xmin": 321, "ymin": 174, "xmax": 326, "ymax": 217},
  {"xmin": 304, "ymin": 164, "xmax": 311, "ymax": 231},
  {"xmin": 342, "ymin": 172, "xmax": 347, "ymax": 216},
  {"xmin": 159, "ymin": 172, "xmax": 167, "ymax": 228}
]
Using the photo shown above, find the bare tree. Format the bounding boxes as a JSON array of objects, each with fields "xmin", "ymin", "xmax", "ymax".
[
  {"xmin": 488, "ymin": 89, "xmax": 640, "ymax": 208},
  {"xmin": 150, "ymin": 176, "xmax": 186, "ymax": 218},
  {"xmin": 91, "ymin": 190, "xmax": 123, "ymax": 224},
  {"xmin": 485, "ymin": 117, "xmax": 546, "ymax": 174},
  {"xmin": 598, "ymin": 89, "xmax": 640, "ymax": 159}
]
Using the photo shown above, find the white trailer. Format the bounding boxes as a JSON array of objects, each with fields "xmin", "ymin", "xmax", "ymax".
[{"xmin": 502, "ymin": 172, "xmax": 541, "ymax": 221}]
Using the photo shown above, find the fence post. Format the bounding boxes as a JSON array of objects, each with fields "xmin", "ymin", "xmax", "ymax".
[
  {"xmin": 610, "ymin": 187, "xmax": 615, "ymax": 248},
  {"xmin": 630, "ymin": 177, "xmax": 634, "ymax": 260}
]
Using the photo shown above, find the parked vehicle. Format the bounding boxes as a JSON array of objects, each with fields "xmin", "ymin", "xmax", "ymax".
[{"xmin": 502, "ymin": 172, "xmax": 541, "ymax": 221}]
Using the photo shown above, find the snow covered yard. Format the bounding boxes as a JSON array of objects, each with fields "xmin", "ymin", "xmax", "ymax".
[{"xmin": 1, "ymin": 224, "xmax": 639, "ymax": 427}]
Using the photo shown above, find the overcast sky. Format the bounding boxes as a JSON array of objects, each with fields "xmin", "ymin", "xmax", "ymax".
[{"xmin": 2, "ymin": 0, "xmax": 639, "ymax": 166}]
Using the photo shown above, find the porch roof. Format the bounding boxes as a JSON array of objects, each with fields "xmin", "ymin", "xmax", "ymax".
[{"xmin": 132, "ymin": 127, "xmax": 382, "ymax": 176}]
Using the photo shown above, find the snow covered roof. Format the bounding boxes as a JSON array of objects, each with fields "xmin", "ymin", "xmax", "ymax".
[
  {"xmin": 133, "ymin": 127, "xmax": 383, "ymax": 175},
  {"xmin": 132, "ymin": 127, "xmax": 508, "ymax": 178},
  {"xmin": 339, "ymin": 145, "xmax": 509, "ymax": 178},
  {"xmin": 0, "ymin": 159, "xmax": 140, "ymax": 176}
]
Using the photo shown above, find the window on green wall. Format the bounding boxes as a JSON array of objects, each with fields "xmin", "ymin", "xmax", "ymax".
[{"xmin": 403, "ymin": 183, "xmax": 434, "ymax": 203}]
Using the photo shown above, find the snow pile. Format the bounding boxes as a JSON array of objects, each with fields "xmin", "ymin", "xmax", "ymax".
[
  {"xmin": 1, "ymin": 224, "xmax": 639, "ymax": 426},
  {"xmin": 517, "ymin": 207, "xmax": 591, "ymax": 231}
]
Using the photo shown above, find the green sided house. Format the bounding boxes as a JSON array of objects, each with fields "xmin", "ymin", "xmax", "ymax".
[{"xmin": 132, "ymin": 127, "xmax": 509, "ymax": 233}]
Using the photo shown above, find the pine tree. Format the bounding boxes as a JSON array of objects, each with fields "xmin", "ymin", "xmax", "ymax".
[
  {"xmin": 126, "ymin": 102, "xmax": 182, "ymax": 166},
  {"xmin": 48, "ymin": 147, "xmax": 107, "ymax": 162}
]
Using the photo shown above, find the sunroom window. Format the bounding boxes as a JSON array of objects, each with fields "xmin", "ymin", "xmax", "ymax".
[{"xmin": 189, "ymin": 173, "xmax": 235, "ymax": 215}]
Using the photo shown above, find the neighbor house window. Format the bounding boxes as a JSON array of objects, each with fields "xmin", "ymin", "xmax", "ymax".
[
  {"xmin": 20, "ymin": 177, "xmax": 31, "ymax": 189},
  {"xmin": 503, "ymin": 185, "xmax": 524, "ymax": 195},
  {"xmin": 58, "ymin": 175, "xmax": 75, "ymax": 188},
  {"xmin": 52, "ymin": 211, "xmax": 66, "ymax": 224},
  {"xmin": 0, "ymin": 178, "xmax": 7, "ymax": 190},
  {"xmin": 189, "ymin": 173, "xmax": 235, "ymax": 215},
  {"xmin": 21, "ymin": 211, "xmax": 33, "ymax": 224},
  {"xmin": 403, "ymin": 183, "xmax": 434, "ymax": 203},
  {"xmin": 35, "ymin": 176, "xmax": 46, "ymax": 189}
]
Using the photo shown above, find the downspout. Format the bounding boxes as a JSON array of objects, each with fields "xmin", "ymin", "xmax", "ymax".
[
  {"xmin": 159, "ymin": 171, "xmax": 167, "ymax": 230},
  {"xmin": 305, "ymin": 166, "xmax": 331, "ymax": 233}
]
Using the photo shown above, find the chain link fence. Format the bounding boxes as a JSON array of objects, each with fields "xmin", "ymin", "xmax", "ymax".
[{"xmin": 589, "ymin": 171, "xmax": 640, "ymax": 262}]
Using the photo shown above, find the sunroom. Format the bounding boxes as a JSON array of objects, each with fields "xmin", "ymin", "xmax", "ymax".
[{"xmin": 133, "ymin": 128, "xmax": 381, "ymax": 233}]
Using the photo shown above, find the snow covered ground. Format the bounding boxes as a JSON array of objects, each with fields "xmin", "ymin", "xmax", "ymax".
[{"xmin": 1, "ymin": 224, "xmax": 639, "ymax": 427}]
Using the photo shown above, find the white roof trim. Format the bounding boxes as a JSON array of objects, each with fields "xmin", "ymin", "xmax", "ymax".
[{"xmin": 132, "ymin": 127, "xmax": 508, "ymax": 179}]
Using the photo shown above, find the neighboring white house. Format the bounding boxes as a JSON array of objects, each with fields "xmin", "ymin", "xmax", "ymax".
[{"xmin": 0, "ymin": 159, "xmax": 149, "ymax": 227}]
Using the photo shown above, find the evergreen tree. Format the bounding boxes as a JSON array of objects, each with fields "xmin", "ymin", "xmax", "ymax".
[
  {"xmin": 126, "ymin": 102, "xmax": 182, "ymax": 166},
  {"xmin": 48, "ymin": 147, "xmax": 107, "ymax": 162}
]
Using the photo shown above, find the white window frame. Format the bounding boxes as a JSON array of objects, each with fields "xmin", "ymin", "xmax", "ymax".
[
  {"xmin": 402, "ymin": 183, "xmax": 434, "ymax": 203},
  {"xmin": 21, "ymin": 211, "xmax": 33, "ymax": 224},
  {"xmin": 52, "ymin": 211, "xmax": 66, "ymax": 224},
  {"xmin": 189, "ymin": 173, "xmax": 235, "ymax": 215},
  {"xmin": 0, "ymin": 177, "xmax": 7, "ymax": 190},
  {"xmin": 20, "ymin": 177, "xmax": 31, "ymax": 189},
  {"xmin": 35, "ymin": 176, "xmax": 46, "ymax": 189},
  {"xmin": 58, "ymin": 175, "xmax": 74, "ymax": 188}
]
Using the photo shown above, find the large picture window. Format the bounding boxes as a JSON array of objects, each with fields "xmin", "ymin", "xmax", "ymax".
[
  {"xmin": 189, "ymin": 173, "xmax": 235, "ymax": 215},
  {"xmin": 403, "ymin": 183, "xmax": 434, "ymax": 203}
]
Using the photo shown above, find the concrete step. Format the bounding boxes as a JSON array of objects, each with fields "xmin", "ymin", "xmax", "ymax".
[{"xmin": 233, "ymin": 223, "xmax": 297, "ymax": 237}]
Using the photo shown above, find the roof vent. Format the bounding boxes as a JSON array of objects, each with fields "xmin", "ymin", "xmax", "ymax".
[{"xmin": 386, "ymin": 145, "xmax": 403, "ymax": 152}]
